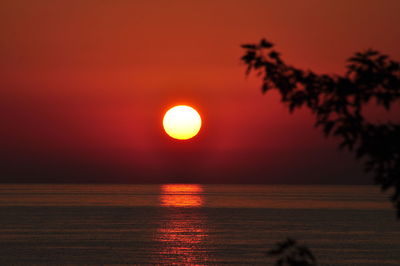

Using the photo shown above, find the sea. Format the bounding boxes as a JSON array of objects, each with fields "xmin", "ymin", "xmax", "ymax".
[{"xmin": 0, "ymin": 184, "xmax": 399, "ymax": 265}]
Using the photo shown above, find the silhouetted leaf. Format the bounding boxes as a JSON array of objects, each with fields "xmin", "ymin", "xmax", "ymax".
[
  {"xmin": 241, "ymin": 44, "xmax": 257, "ymax": 49},
  {"xmin": 269, "ymin": 51, "xmax": 280, "ymax": 59},
  {"xmin": 260, "ymin": 38, "xmax": 273, "ymax": 48},
  {"xmin": 323, "ymin": 121, "xmax": 335, "ymax": 136},
  {"xmin": 267, "ymin": 238, "xmax": 317, "ymax": 266}
]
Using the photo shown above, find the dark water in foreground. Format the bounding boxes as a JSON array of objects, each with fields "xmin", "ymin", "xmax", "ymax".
[{"xmin": 0, "ymin": 184, "xmax": 399, "ymax": 265}]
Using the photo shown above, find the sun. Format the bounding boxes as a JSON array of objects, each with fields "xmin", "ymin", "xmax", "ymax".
[{"xmin": 163, "ymin": 105, "xmax": 202, "ymax": 140}]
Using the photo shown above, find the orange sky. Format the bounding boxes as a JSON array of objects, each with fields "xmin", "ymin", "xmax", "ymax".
[{"xmin": 1, "ymin": 0, "xmax": 399, "ymax": 183}]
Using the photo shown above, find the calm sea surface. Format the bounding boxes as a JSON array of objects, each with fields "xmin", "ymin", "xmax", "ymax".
[{"xmin": 0, "ymin": 184, "xmax": 399, "ymax": 265}]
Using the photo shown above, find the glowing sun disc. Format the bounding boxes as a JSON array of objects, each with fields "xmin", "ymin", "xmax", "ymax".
[{"xmin": 163, "ymin": 105, "xmax": 202, "ymax": 140}]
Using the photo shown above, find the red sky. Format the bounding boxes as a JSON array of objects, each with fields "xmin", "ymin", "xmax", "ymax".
[{"xmin": 1, "ymin": 0, "xmax": 399, "ymax": 183}]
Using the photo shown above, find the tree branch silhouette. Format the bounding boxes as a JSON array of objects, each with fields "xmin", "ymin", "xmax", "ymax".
[
  {"xmin": 267, "ymin": 238, "xmax": 316, "ymax": 266},
  {"xmin": 241, "ymin": 38, "xmax": 400, "ymax": 217}
]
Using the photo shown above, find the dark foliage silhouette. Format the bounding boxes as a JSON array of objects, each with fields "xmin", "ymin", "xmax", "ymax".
[
  {"xmin": 241, "ymin": 38, "xmax": 400, "ymax": 265},
  {"xmin": 241, "ymin": 38, "xmax": 400, "ymax": 217},
  {"xmin": 267, "ymin": 238, "xmax": 316, "ymax": 266}
]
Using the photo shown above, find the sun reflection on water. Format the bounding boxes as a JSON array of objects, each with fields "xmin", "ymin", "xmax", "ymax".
[
  {"xmin": 156, "ymin": 184, "xmax": 210, "ymax": 265},
  {"xmin": 160, "ymin": 184, "xmax": 204, "ymax": 207}
]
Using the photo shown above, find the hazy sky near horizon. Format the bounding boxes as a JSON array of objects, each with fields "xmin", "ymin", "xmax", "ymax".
[{"xmin": 1, "ymin": 0, "xmax": 399, "ymax": 183}]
